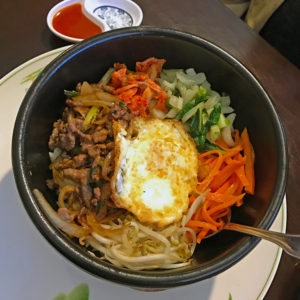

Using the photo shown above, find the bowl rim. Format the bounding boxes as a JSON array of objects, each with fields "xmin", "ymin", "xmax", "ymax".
[{"xmin": 12, "ymin": 26, "xmax": 288, "ymax": 289}]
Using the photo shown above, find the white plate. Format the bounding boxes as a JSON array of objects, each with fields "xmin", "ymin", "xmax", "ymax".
[{"xmin": 0, "ymin": 47, "xmax": 286, "ymax": 300}]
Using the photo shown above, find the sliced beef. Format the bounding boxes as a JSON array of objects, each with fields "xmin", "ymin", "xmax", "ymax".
[
  {"xmin": 63, "ymin": 168, "xmax": 90, "ymax": 185},
  {"xmin": 72, "ymin": 154, "xmax": 88, "ymax": 168},
  {"xmin": 92, "ymin": 127, "xmax": 109, "ymax": 143},
  {"xmin": 111, "ymin": 104, "xmax": 132, "ymax": 121},
  {"xmin": 65, "ymin": 118, "xmax": 93, "ymax": 144},
  {"xmin": 48, "ymin": 120, "xmax": 76, "ymax": 151},
  {"xmin": 82, "ymin": 143, "xmax": 113, "ymax": 157}
]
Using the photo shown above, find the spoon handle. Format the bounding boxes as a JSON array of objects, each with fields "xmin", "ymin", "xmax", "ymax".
[{"xmin": 224, "ymin": 223, "xmax": 300, "ymax": 259}]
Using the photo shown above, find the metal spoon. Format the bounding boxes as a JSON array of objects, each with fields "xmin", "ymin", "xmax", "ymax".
[{"xmin": 222, "ymin": 221, "xmax": 300, "ymax": 259}]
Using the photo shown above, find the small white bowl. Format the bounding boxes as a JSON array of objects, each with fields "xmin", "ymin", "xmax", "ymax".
[{"xmin": 47, "ymin": 0, "xmax": 143, "ymax": 43}]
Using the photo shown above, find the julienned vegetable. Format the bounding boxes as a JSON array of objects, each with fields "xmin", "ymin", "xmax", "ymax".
[
  {"xmin": 160, "ymin": 68, "xmax": 235, "ymax": 153},
  {"xmin": 187, "ymin": 128, "xmax": 254, "ymax": 243},
  {"xmin": 83, "ymin": 106, "xmax": 99, "ymax": 130}
]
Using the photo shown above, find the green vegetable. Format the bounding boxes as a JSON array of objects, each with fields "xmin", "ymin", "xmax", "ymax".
[
  {"xmin": 189, "ymin": 104, "xmax": 221, "ymax": 152},
  {"xmin": 203, "ymin": 140, "xmax": 225, "ymax": 152},
  {"xmin": 175, "ymin": 94, "xmax": 208, "ymax": 120},
  {"xmin": 198, "ymin": 86, "xmax": 207, "ymax": 97},
  {"xmin": 194, "ymin": 135, "xmax": 207, "ymax": 152},
  {"xmin": 64, "ymin": 90, "xmax": 80, "ymax": 98},
  {"xmin": 83, "ymin": 106, "xmax": 99, "ymax": 130},
  {"xmin": 98, "ymin": 67, "xmax": 115, "ymax": 85},
  {"xmin": 189, "ymin": 108, "xmax": 206, "ymax": 152},
  {"xmin": 190, "ymin": 108, "xmax": 203, "ymax": 138},
  {"xmin": 181, "ymin": 102, "xmax": 204, "ymax": 123},
  {"xmin": 217, "ymin": 113, "xmax": 229, "ymax": 129},
  {"xmin": 205, "ymin": 104, "xmax": 221, "ymax": 129},
  {"xmin": 209, "ymin": 124, "xmax": 221, "ymax": 141}
]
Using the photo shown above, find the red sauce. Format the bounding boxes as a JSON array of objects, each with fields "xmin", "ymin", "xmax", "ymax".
[{"xmin": 52, "ymin": 3, "xmax": 102, "ymax": 39}]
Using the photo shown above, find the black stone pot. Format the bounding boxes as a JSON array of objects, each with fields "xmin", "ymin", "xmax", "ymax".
[{"xmin": 12, "ymin": 27, "xmax": 287, "ymax": 289}]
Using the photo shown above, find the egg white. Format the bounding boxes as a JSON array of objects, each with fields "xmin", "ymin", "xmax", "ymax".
[{"xmin": 111, "ymin": 117, "xmax": 198, "ymax": 227}]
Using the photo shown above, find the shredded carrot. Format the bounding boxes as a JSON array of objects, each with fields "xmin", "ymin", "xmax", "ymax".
[
  {"xmin": 241, "ymin": 128, "xmax": 255, "ymax": 194},
  {"xmin": 189, "ymin": 194, "xmax": 199, "ymax": 205},
  {"xmin": 216, "ymin": 178, "xmax": 233, "ymax": 194},
  {"xmin": 215, "ymin": 138, "xmax": 231, "ymax": 150},
  {"xmin": 209, "ymin": 160, "xmax": 244, "ymax": 191},
  {"xmin": 186, "ymin": 129, "xmax": 255, "ymax": 243},
  {"xmin": 197, "ymin": 150, "xmax": 223, "ymax": 193},
  {"xmin": 186, "ymin": 220, "xmax": 218, "ymax": 232}
]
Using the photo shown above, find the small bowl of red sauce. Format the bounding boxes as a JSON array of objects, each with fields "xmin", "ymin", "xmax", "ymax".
[{"xmin": 47, "ymin": 0, "xmax": 143, "ymax": 43}]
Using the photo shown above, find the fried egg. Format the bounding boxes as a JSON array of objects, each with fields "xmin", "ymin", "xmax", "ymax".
[{"xmin": 111, "ymin": 117, "xmax": 198, "ymax": 227}]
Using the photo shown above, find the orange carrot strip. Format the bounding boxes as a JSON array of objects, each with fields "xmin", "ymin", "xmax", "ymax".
[
  {"xmin": 207, "ymin": 193, "xmax": 245, "ymax": 215},
  {"xmin": 209, "ymin": 160, "xmax": 244, "ymax": 191},
  {"xmin": 211, "ymin": 207, "xmax": 230, "ymax": 220},
  {"xmin": 197, "ymin": 229, "xmax": 209, "ymax": 243},
  {"xmin": 193, "ymin": 209, "xmax": 202, "ymax": 220},
  {"xmin": 233, "ymin": 129, "xmax": 241, "ymax": 146},
  {"xmin": 225, "ymin": 177, "xmax": 241, "ymax": 195},
  {"xmin": 234, "ymin": 179, "xmax": 244, "ymax": 195},
  {"xmin": 216, "ymin": 178, "xmax": 233, "ymax": 194},
  {"xmin": 206, "ymin": 192, "xmax": 244, "ymax": 203},
  {"xmin": 186, "ymin": 220, "xmax": 218, "ymax": 232},
  {"xmin": 203, "ymin": 156, "xmax": 216, "ymax": 166},
  {"xmin": 197, "ymin": 150, "xmax": 223, "ymax": 193},
  {"xmin": 235, "ymin": 199, "xmax": 244, "ymax": 207},
  {"xmin": 199, "ymin": 150, "xmax": 222, "ymax": 160},
  {"xmin": 189, "ymin": 194, "xmax": 199, "ymax": 205},
  {"xmin": 235, "ymin": 165, "xmax": 249, "ymax": 187},
  {"xmin": 198, "ymin": 163, "xmax": 211, "ymax": 182},
  {"xmin": 241, "ymin": 128, "xmax": 255, "ymax": 194},
  {"xmin": 223, "ymin": 146, "xmax": 243, "ymax": 160},
  {"xmin": 201, "ymin": 200, "xmax": 223, "ymax": 227},
  {"xmin": 215, "ymin": 138, "xmax": 231, "ymax": 150}
]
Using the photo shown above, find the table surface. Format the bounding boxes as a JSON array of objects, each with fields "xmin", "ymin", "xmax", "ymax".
[{"xmin": 1, "ymin": 0, "xmax": 299, "ymax": 299}]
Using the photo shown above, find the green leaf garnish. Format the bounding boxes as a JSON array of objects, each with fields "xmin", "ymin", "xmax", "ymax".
[{"xmin": 53, "ymin": 284, "xmax": 89, "ymax": 300}]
